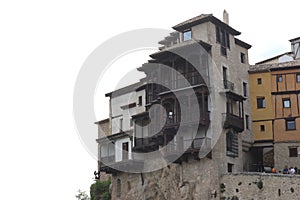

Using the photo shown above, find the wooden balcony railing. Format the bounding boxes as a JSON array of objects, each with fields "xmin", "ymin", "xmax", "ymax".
[{"xmin": 222, "ymin": 112, "xmax": 244, "ymax": 132}]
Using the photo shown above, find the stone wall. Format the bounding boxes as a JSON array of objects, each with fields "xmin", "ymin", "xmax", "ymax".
[
  {"xmin": 221, "ymin": 173, "xmax": 300, "ymax": 200},
  {"xmin": 274, "ymin": 142, "xmax": 300, "ymax": 171},
  {"xmin": 110, "ymin": 157, "xmax": 221, "ymax": 200}
]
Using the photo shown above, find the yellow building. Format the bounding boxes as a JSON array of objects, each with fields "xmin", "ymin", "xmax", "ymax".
[{"xmin": 250, "ymin": 36, "xmax": 300, "ymax": 170}]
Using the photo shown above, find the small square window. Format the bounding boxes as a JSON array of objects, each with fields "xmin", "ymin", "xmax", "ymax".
[
  {"xmin": 286, "ymin": 119, "xmax": 296, "ymax": 130},
  {"xmin": 277, "ymin": 75, "xmax": 283, "ymax": 82},
  {"xmin": 260, "ymin": 125, "xmax": 265, "ymax": 132},
  {"xmin": 283, "ymin": 99, "xmax": 291, "ymax": 108},
  {"xmin": 183, "ymin": 30, "xmax": 192, "ymax": 41},
  {"xmin": 257, "ymin": 97, "xmax": 266, "ymax": 109},
  {"xmin": 240, "ymin": 53, "xmax": 246, "ymax": 63},
  {"xmin": 297, "ymin": 74, "xmax": 300, "ymax": 83},
  {"xmin": 257, "ymin": 78, "xmax": 262, "ymax": 85},
  {"xmin": 289, "ymin": 147, "xmax": 298, "ymax": 157}
]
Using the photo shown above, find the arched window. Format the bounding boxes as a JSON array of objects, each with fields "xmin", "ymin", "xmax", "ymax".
[{"xmin": 116, "ymin": 178, "xmax": 121, "ymax": 197}]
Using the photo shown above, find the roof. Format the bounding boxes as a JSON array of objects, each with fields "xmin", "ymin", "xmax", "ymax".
[
  {"xmin": 105, "ymin": 81, "xmax": 144, "ymax": 98},
  {"xmin": 249, "ymin": 59, "xmax": 300, "ymax": 73},
  {"xmin": 255, "ymin": 52, "xmax": 293, "ymax": 65},
  {"xmin": 234, "ymin": 38, "xmax": 251, "ymax": 49},
  {"xmin": 94, "ymin": 118, "xmax": 109, "ymax": 124},
  {"xmin": 172, "ymin": 14, "xmax": 241, "ymax": 36},
  {"xmin": 289, "ymin": 36, "xmax": 300, "ymax": 42}
]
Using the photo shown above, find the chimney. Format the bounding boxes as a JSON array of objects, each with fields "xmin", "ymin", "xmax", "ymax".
[
  {"xmin": 290, "ymin": 37, "xmax": 300, "ymax": 60},
  {"xmin": 223, "ymin": 10, "xmax": 229, "ymax": 24}
]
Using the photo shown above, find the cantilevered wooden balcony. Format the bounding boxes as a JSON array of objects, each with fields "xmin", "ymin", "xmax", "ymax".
[
  {"xmin": 100, "ymin": 156, "xmax": 144, "ymax": 174},
  {"xmin": 222, "ymin": 112, "xmax": 244, "ymax": 132},
  {"xmin": 132, "ymin": 137, "xmax": 160, "ymax": 152}
]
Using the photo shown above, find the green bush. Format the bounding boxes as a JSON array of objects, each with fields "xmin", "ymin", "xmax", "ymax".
[{"xmin": 90, "ymin": 179, "xmax": 111, "ymax": 200}]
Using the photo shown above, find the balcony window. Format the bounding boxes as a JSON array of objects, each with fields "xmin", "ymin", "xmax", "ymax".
[
  {"xmin": 283, "ymin": 99, "xmax": 291, "ymax": 108},
  {"xmin": 183, "ymin": 30, "xmax": 192, "ymax": 41},
  {"xmin": 286, "ymin": 119, "xmax": 296, "ymax": 130},
  {"xmin": 257, "ymin": 97, "xmax": 266, "ymax": 109}
]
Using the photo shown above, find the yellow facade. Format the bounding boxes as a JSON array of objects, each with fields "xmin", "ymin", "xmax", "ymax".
[
  {"xmin": 250, "ymin": 66, "xmax": 300, "ymax": 143},
  {"xmin": 249, "ymin": 72, "xmax": 274, "ymax": 141},
  {"xmin": 271, "ymin": 69, "xmax": 300, "ymax": 142}
]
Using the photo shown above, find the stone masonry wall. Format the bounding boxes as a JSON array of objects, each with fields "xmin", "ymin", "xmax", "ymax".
[
  {"xmin": 221, "ymin": 173, "xmax": 300, "ymax": 200},
  {"xmin": 110, "ymin": 157, "xmax": 220, "ymax": 200},
  {"xmin": 274, "ymin": 142, "xmax": 300, "ymax": 172}
]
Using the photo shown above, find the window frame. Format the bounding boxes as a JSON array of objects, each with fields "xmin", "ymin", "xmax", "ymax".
[
  {"xmin": 240, "ymin": 52, "xmax": 246, "ymax": 63},
  {"xmin": 183, "ymin": 30, "xmax": 192, "ymax": 41},
  {"xmin": 257, "ymin": 78, "xmax": 262, "ymax": 85},
  {"xmin": 277, "ymin": 75, "xmax": 283, "ymax": 83},
  {"xmin": 289, "ymin": 147, "xmax": 298, "ymax": 157},
  {"xmin": 286, "ymin": 119, "xmax": 296, "ymax": 131},
  {"xmin": 257, "ymin": 97, "xmax": 266, "ymax": 109},
  {"xmin": 243, "ymin": 82, "xmax": 247, "ymax": 97},
  {"xmin": 296, "ymin": 74, "xmax": 300, "ymax": 83},
  {"xmin": 283, "ymin": 98, "xmax": 291, "ymax": 108},
  {"xmin": 260, "ymin": 125, "xmax": 265, "ymax": 132}
]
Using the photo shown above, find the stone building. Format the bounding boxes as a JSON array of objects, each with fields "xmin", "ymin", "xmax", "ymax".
[
  {"xmin": 249, "ymin": 36, "xmax": 300, "ymax": 171},
  {"xmin": 97, "ymin": 11, "xmax": 253, "ymax": 199}
]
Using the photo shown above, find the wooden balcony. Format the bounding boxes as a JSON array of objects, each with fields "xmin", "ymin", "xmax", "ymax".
[
  {"xmin": 163, "ymin": 137, "xmax": 207, "ymax": 163},
  {"xmin": 223, "ymin": 112, "xmax": 244, "ymax": 132},
  {"xmin": 132, "ymin": 137, "xmax": 160, "ymax": 152},
  {"xmin": 100, "ymin": 156, "xmax": 144, "ymax": 174}
]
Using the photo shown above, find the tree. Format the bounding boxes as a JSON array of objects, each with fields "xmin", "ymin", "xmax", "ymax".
[
  {"xmin": 75, "ymin": 189, "xmax": 90, "ymax": 200},
  {"xmin": 90, "ymin": 179, "xmax": 111, "ymax": 200}
]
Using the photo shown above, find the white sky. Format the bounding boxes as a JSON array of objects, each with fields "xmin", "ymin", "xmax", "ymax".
[{"xmin": 0, "ymin": 1, "xmax": 299, "ymax": 199}]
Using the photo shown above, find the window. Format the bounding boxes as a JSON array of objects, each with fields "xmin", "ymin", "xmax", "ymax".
[
  {"xmin": 297, "ymin": 74, "xmax": 300, "ymax": 83},
  {"xmin": 183, "ymin": 30, "xmax": 192, "ymax": 41},
  {"xmin": 216, "ymin": 26, "xmax": 230, "ymax": 56},
  {"xmin": 286, "ymin": 119, "xmax": 296, "ymax": 130},
  {"xmin": 277, "ymin": 75, "xmax": 283, "ymax": 82},
  {"xmin": 289, "ymin": 147, "xmax": 298, "ymax": 157},
  {"xmin": 257, "ymin": 78, "xmax": 262, "ymax": 85},
  {"xmin": 260, "ymin": 125, "xmax": 265, "ymax": 132},
  {"xmin": 228, "ymin": 163, "xmax": 233, "ymax": 173},
  {"xmin": 245, "ymin": 115, "xmax": 249, "ymax": 129},
  {"xmin": 240, "ymin": 53, "xmax": 246, "ymax": 63},
  {"xmin": 257, "ymin": 97, "xmax": 266, "ymax": 108},
  {"xmin": 243, "ymin": 82, "xmax": 247, "ymax": 97},
  {"xmin": 283, "ymin": 99, "xmax": 291, "ymax": 108},
  {"xmin": 138, "ymin": 96, "xmax": 142, "ymax": 106}
]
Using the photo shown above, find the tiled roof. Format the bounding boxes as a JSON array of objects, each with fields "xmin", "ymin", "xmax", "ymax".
[
  {"xmin": 249, "ymin": 59, "xmax": 300, "ymax": 73},
  {"xmin": 289, "ymin": 36, "xmax": 300, "ymax": 42},
  {"xmin": 172, "ymin": 13, "xmax": 240, "ymax": 35},
  {"xmin": 255, "ymin": 52, "xmax": 293, "ymax": 65},
  {"xmin": 172, "ymin": 14, "xmax": 212, "ymax": 30}
]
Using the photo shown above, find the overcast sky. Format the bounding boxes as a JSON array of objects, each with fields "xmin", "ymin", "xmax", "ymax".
[{"xmin": 0, "ymin": 1, "xmax": 299, "ymax": 199}]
